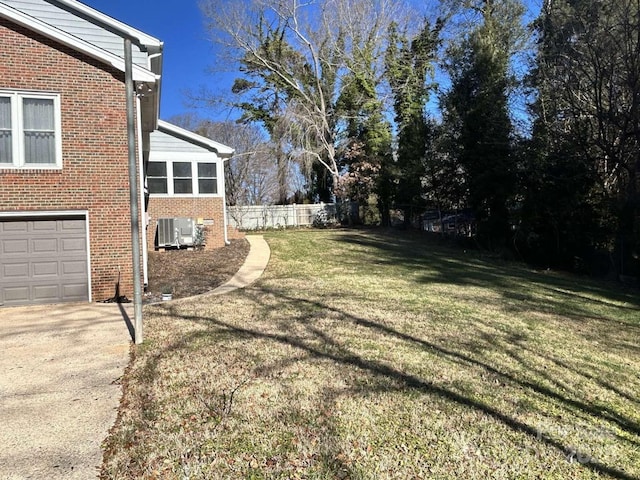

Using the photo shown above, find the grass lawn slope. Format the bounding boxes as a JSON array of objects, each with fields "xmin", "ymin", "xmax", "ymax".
[{"xmin": 102, "ymin": 229, "xmax": 640, "ymax": 480}]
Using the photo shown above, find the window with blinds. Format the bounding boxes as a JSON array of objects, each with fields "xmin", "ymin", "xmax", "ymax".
[{"xmin": 0, "ymin": 92, "xmax": 61, "ymax": 168}]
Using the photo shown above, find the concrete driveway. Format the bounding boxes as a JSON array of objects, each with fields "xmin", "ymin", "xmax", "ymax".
[{"xmin": 0, "ymin": 303, "xmax": 132, "ymax": 479}]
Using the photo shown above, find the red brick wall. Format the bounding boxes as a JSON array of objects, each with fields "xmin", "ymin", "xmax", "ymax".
[
  {"xmin": 146, "ymin": 197, "xmax": 228, "ymax": 251},
  {"xmin": 0, "ymin": 19, "xmax": 141, "ymax": 302},
  {"xmin": 226, "ymin": 224, "xmax": 245, "ymax": 241}
]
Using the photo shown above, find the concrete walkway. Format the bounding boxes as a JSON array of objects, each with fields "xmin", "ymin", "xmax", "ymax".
[
  {"xmin": 0, "ymin": 303, "xmax": 132, "ymax": 480},
  {"xmin": 210, "ymin": 235, "xmax": 271, "ymax": 295}
]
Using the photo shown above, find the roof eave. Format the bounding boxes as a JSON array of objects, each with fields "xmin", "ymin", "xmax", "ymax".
[
  {"xmin": 0, "ymin": 3, "xmax": 158, "ymax": 83},
  {"xmin": 47, "ymin": 0, "xmax": 162, "ymax": 52},
  {"xmin": 157, "ymin": 120, "xmax": 235, "ymax": 157}
]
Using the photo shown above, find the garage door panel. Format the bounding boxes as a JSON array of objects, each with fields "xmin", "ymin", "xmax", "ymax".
[
  {"xmin": 1, "ymin": 221, "xmax": 27, "ymax": 233},
  {"xmin": 62, "ymin": 284, "xmax": 88, "ymax": 300},
  {"xmin": 4, "ymin": 286, "xmax": 30, "ymax": 303},
  {"xmin": 61, "ymin": 219, "xmax": 85, "ymax": 231},
  {"xmin": 0, "ymin": 217, "xmax": 89, "ymax": 306},
  {"xmin": 32, "ymin": 284, "xmax": 60, "ymax": 301},
  {"xmin": 61, "ymin": 260, "xmax": 86, "ymax": 275},
  {"xmin": 32, "ymin": 238, "xmax": 58, "ymax": 253},
  {"xmin": 33, "ymin": 261, "xmax": 59, "ymax": 277},
  {"xmin": 3, "ymin": 263, "xmax": 30, "ymax": 279},
  {"xmin": 2, "ymin": 239, "xmax": 29, "ymax": 255},
  {"xmin": 32, "ymin": 220, "xmax": 57, "ymax": 232},
  {"xmin": 61, "ymin": 237, "xmax": 86, "ymax": 253}
]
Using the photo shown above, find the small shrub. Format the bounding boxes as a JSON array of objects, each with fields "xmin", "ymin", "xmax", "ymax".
[
  {"xmin": 193, "ymin": 225, "xmax": 206, "ymax": 250},
  {"xmin": 312, "ymin": 207, "xmax": 337, "ymax": 228}
]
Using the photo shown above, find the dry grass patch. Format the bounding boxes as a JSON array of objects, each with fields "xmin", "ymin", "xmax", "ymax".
[{"xmin": 102, "ymin": 229, "xmax": 640, "ymax": 479}]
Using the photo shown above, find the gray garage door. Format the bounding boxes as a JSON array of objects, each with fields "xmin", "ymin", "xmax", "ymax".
[{"xmin": 0, "ymin": 217, "xmax": 89, "ymax": 306}]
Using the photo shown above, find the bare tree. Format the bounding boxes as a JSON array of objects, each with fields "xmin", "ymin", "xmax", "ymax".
[
  {"xmin": 196, "ymin": 121, "xmax": 280, "ymax": 205},
  {"xmin": 199, "ymin": 0, "xmax": 413, "ymax": 197},
  {"xmin": 165, "ymin": 112, "xmax": 206, "ymax": 132},
  {"xmin": 167, "ymin": 113, "xmax": 304, "ymax": 205}
]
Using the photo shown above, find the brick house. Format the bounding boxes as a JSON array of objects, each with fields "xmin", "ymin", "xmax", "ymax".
[
  {"xmin": 146, "ymin": 120, "xmax": 235, "ymax": 255},
  {"xmin": 0, "ymin": 0, "xmax": 234, "ymax": 307}
]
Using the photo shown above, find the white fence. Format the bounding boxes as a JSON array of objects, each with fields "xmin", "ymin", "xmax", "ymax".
[{"xmin": 227, "ymin": 203, "xmax": 338, "ymax": 230}]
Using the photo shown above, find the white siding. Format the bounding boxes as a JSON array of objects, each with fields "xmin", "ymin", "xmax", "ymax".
[
  {"xmin": 4, "ymin": 0, "xmax": 149, "ymax": 67},
  {"xmin": 150, "ymin": 129, "xmax": 214, "ymax": 154}
]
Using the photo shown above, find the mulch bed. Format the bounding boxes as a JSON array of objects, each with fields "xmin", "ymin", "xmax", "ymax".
[{"xmin": 144, "ymin": 238, "xmax": 250, "ymax": 303}]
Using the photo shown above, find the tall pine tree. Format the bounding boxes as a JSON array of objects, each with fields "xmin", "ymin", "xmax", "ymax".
[
  {"xmin": 386, "ymin": 19, "xmax": 442, "ymax": 227},
  {"xmin": 440, "ymin": 0, "xmax": 524, "ymax": 247}
]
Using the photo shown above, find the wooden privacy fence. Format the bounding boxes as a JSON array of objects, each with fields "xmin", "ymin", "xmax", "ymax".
[{"xmin": 227, "ymin": 203, "xmax": 338, "ymax": 230}]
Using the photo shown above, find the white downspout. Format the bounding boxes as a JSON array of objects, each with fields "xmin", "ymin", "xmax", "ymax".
[
  {"xmin": 221, "ymin": 157, "xmax": 230, "ymax": 246},
  {"xmin": 135, "ymin": 96, "xmax": 149, "ymax": 287}
]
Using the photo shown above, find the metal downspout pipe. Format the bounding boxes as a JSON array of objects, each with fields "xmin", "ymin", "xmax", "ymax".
[
  {"xmin": 125, "ymin": 38, "xmax": 143, "ymax": 344},
  {"xmin": 222, "ymin": 157, "xmax": 231, "ymax": 246}
]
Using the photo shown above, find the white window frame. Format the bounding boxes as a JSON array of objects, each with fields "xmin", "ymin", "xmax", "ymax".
[
  {"xmin": 146, "ymin": 160, "xmax": 168, "ymax": 194},
  {"xmin": 0, "ymin": 90, "xmax": 62, "ymax": 169},
  {"xmin": 171, "ymin": 160, "xmax": 194, "ymax": 194},
  {"xmin": 147, "ymin": 153, "xmax": 221, "ymax": 197}
]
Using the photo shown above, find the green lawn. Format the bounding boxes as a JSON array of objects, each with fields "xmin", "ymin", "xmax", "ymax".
[{"xmin": 102, "ymin": 229, "xmax": 640, "ymax": 479}]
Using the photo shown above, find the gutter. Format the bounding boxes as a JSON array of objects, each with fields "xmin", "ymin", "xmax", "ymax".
[
  {"xmin": 148, "ymin": 51, "xmax": 163, "ymax": 124},
  {"xmin": 157, "ymin": 120, "xmax": 234, "ymax": 155}
]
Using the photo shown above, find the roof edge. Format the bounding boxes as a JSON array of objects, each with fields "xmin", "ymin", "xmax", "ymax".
[
  {"xmin": 0, "ymin": 3, "xmax": 157, "ymax": 82},
  {"xmin": 157, "ymin": 120, "xmax": 235, "ymax": 157},
  {"xmin": 48, "ymin": 0, "xmax": 163, "ymax": 52}
]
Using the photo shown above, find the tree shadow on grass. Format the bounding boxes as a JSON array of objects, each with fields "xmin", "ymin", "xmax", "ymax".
[
  {"xmin": 332, "ymin": 230, "xmax": 640, "ymax": 364},
  {"xmin": 331, "ymin": 230, "xmax": 640, "ymax": 314},
  {"xmin": 468, "ymin": 318, "xmax": 640, "ymax": 410},
  {"xmin": 112, "ymin": 229, "xmax": 639, "ymax": 478},
  {"xmin": 158, "ymin": 285, "xmax": 639, "ymax": 480},
  {"xmin": 270, "ymin": 288, "xmax": 640, "ymax": 436}
]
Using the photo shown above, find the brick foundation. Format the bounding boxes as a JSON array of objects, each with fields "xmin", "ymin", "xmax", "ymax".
[{"xmin": 147, "ymin": 196, "xmax": 229, "ymax": 251}]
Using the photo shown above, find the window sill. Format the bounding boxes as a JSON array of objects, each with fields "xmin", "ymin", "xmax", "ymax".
[
  {"xmin": 0, "ymin": 166, "xmax": 62, "ymax": 173},
  {"xmin": 148, "ymin": 193, "xmax": 222, "ymax": 198}
]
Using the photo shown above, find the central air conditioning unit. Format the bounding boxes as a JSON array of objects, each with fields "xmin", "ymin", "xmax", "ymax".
[{"xmin": 157, "ymin": 217, "xmax": 195, "ymax": 248}]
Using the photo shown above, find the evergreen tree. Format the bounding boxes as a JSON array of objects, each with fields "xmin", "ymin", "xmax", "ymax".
[
  {"xmin": 336, "ymin": 30, "xmax": 393, "ymax": 223},
  {"xmin": 525, "ymin": 0, "xmax": 640, "ymax": 275},
  {"xmin": 386, "ymin": 19, "xmax": 442, "ymax": 227},
  {"xmin": 440, "ymin": 0, "xmax": 524, "ymax": 247}
]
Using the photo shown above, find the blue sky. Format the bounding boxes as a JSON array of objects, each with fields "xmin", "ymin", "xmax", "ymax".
[
  {"xmin": 81, "ymin": 0, "xmax": 543, "ymax": 124},
  {"xmin": 82, "ymin": 0, "xmax": 221, "ymax": 121}
]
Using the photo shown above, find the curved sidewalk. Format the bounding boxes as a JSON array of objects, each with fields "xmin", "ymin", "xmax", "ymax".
[{"xmin": 211, "ymin": 235, "xmax": 271, "ymax": 295}]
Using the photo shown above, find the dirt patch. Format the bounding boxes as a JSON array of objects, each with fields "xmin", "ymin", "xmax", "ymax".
[{"xmin": 144, "ymin": 239, "xmax": 250, "ymax": 302}]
